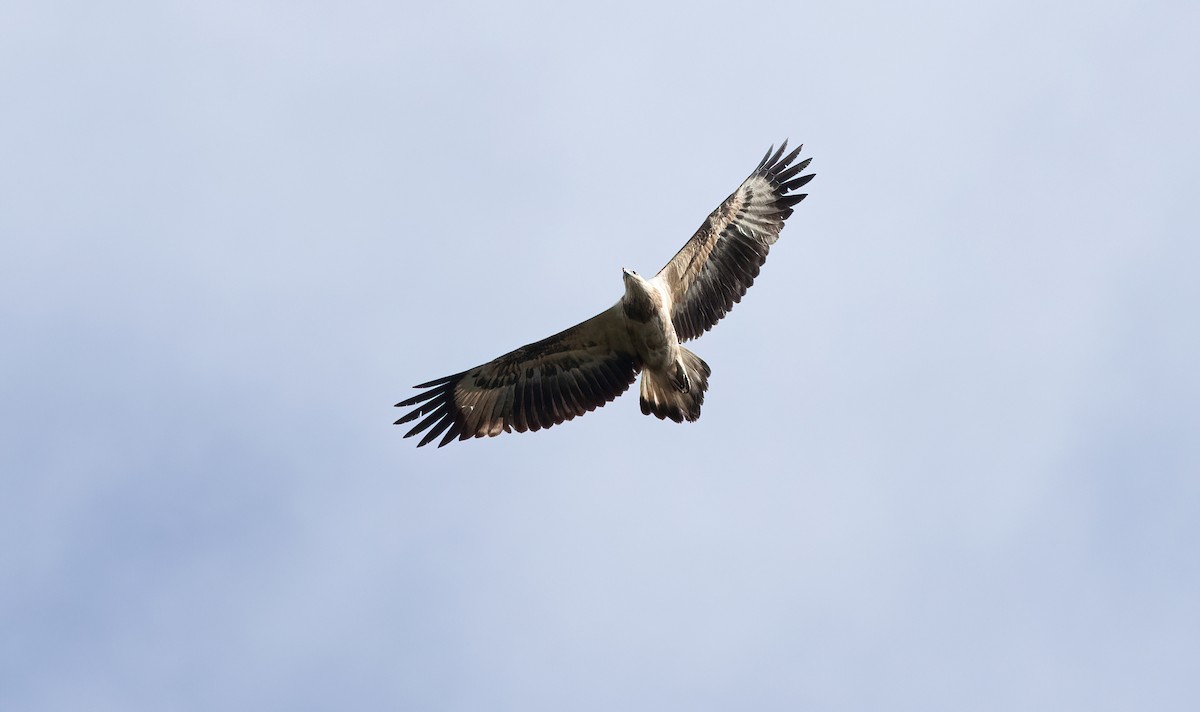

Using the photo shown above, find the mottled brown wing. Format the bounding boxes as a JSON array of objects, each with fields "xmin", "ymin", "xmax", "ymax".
[
  {"xmin": 394, "ymin": 305, "xmax": 640, "ymax": 447},
  {"xmin": 652, "ymin": 141, "xmax": 814, "ymax": 342}
]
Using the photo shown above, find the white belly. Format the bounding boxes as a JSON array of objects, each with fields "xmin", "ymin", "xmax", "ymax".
[{"xmin": 620, "ymin": 273, "xmax": 681, "ymax": 371}]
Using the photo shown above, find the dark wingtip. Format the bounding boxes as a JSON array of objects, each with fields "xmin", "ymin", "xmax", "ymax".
[
  {"xmin": 789, "ymin": 173, "xmax": 815, "ymax": 190},
  {"xmin": 396, "ymin": 390, "xmax": 438, "ymax": 408},
  {"xmin": 756, "ymin": 144, "xmax": 775, "ymax": 170},
  {"xmin": 781, "ymin": 143, "xmax": 803, "ymax": 167},
  {"xmin": 766, "ymin": 141, "xmax": 788, "ymax": 168},
  {"xmin": 412, "ymin": 372, "xmax": 461, "ymax": 389},
  {"xmin": 417, "ymin": 421, "xmax": 449, "ymax": 447}
]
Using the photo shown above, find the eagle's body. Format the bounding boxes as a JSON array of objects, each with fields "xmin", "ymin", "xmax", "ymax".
[
  {"xmin": 620, "ymin": 269, "xmax": 677, "ymax": 372},
  {"xmin": 396, "ymin": 141, "xmax": 814, "ymax": 447},
  {"xmin": 620, "ymin": 269, "xmax": 709, "ymax": 422}
]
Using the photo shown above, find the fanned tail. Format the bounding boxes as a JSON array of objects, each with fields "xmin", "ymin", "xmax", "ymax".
[{"xmin": 639, "ymin": 347, "xmax": 711, "ymax": 423}]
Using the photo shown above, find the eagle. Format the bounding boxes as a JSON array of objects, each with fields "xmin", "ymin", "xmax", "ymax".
[{"xmin": 396, "ymin": 141, "xmax": 814, "ymax": 447}]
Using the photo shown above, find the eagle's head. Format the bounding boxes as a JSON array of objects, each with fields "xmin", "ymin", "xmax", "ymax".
[{"xmin": 621, "ymin": 267, "xmax": 649, "ymax": 292}]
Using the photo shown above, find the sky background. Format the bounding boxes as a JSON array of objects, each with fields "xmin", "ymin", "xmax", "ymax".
[{"xmin": 2, "ymin": 1, "xmax": 1198, "ymax": 709}]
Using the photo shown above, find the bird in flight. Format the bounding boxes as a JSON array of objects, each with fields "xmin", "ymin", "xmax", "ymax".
[{"xmin": 396, "ymin": 141, "xmax": 814, "ymax": 447}]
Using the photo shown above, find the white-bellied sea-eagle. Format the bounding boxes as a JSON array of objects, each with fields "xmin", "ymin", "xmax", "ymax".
[{"xmin": 396, "ymin": 141, "xmax": 815, "ymax": 447}]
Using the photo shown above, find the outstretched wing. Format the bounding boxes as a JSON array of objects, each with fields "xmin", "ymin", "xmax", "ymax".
[
  {"xmin": 395, "ymin": 305, "xmax": 640, "ymax": 447},
  {"xmin": 652, "ymin": 141, "xmax": 814, "ymax": 342}
]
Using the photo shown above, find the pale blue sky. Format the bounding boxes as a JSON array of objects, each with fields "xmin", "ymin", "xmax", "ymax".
[{"xmin": 2, "ymin": 1, "xmax": 1198, "ymax": 710}]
